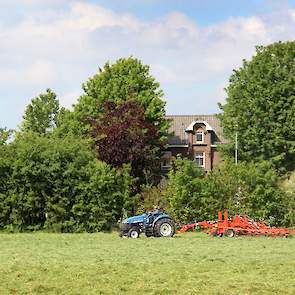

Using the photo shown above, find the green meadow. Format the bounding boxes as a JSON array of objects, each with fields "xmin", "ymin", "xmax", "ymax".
[{"xmin": 0, "ymin": 233, "xmax": 294, "ymax": 295}]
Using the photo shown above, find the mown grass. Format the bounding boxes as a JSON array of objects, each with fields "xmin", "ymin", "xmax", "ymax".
[{"xmin": 0, "ymin": 232, "xmax": 294, "ymax": 295}]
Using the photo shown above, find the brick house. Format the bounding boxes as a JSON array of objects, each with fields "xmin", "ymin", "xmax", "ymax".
[{"xmin": 162, "ymin": 115, "xmax": 227, "ymax": 171}]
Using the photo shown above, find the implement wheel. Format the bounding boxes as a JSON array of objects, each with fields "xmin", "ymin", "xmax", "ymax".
[
  {"xmin": 154, "ymin": 218, "xmax": 175, "ymax": 237},
  {"xmin": 224, "ymin": 229, "xmax": 235, "ymax": 238},
  {"xmin": 211, "ymin": 228, "xmax": 222, "ymax": 237}
]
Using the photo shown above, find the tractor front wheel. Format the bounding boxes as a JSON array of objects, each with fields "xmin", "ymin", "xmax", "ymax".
[
  {"xmin": 128, "ymin": 227, "xmax": 140, "ymax": 238},
  {"xmin": 154, "ymin": 218, "xmax": 175, "ymax": 237}
]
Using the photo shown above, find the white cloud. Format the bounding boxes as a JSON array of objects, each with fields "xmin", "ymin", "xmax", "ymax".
[
  {"xmin": 66, "ymin": 2, "xmax": 140, "ymax": 32},
  {"xmin": 59, "ymin": 89, "xmax": 82, "ymax": 109},
  {"xmin": 289, "ymin": 9, "xmax": 295, "ymax": 22},
  {"xmin": 209, "ymin": 16, "xmax": 267, "ymax": 41},
  {"xmin": 0, "ymin": 60, "xmax": 56, "ymax": 85},
  {"xmin": 26, "ymin": 60, "xmax": 57, "ymax": 84},
  {"xmin": 1, "ymin": 1, "xmax": 295, "ymax": 128}
]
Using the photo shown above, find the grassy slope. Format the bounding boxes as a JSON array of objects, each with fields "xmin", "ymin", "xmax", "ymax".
[{"xmin": 0, "ymin": 233, "xmax": 294, "ymax": 295}]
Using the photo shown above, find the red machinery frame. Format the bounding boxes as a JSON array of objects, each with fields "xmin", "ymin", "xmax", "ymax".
[{"xmin": 178, "ymin": 211, "xmax": 293, "ymax": 237}]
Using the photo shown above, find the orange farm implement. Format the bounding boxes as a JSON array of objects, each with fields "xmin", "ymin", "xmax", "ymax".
[{"xmin": 178, "ymin": 211, "xmax": 293, "ymax": 237}]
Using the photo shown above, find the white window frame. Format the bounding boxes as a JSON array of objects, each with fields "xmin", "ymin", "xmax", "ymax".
[
  {"xmin": 195, "ymin": 152, "xmax": 205, "ymax": 168},
  {"xmin": 161, "ymin": 151, "xmax": 172, "ymax": 169},
  {"xmin": 196, "ymin": 131, "xmax": 204, "ymax": 143}
]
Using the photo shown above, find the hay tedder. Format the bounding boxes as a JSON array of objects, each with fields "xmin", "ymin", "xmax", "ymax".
[{"xmin": 178, "ymin": 211, "xmax": 293, "ymax": 237}]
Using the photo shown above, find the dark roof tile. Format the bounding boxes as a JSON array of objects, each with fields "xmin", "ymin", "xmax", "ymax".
[{"xmin": 165, "ymin": 115, "xmax": 227, "ymax": 145}]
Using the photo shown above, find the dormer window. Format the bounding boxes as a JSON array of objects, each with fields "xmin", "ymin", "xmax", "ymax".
[{"xmin": 196, "ymin": 131, "xmax": 204, "ymax": 143}]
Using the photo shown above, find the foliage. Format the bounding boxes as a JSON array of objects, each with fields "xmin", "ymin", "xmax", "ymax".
[
  {"xmin": 74, "ymin": 56, "xmax": 170, "ymax": 139},
  {"xmin": 0, "ymin": 134, "xmax": 133, "ymax": 232},
  {"xmin": 207, "ymin": 160, "xmax": 288, "ymax": 225},
  {"xmin": 21, "ymin": 89, "xmax": 60, "ymax": 134},
  {"xmin": 165, "ymin": 157, "xmax": 207, "ymax": 223},
  {"xmin": 0, "ymin": 144, "xmax": 14, "ymax": 228},
  {"xmin": 91, "ymin": 101, "xmax": 163, "ymax": 188},
  {"xmin": 0, "ymin": 127, "xmax": 12, "ymax": 145},
  {"xmin": 219, "ymin": 41, "xmax": 295, "ymax": 172},
  {"xmin": 280, "ymin": 172, "xmax": 295, "ymax": 226},
  {"xmin": 53, "ymin": 107, "xmax": 86, "ymax": 138},
  {"xmin": 71, "ymin": 162, "xmax": 133, "ymax": 232},
  {"xmin": 166, "ymin": 157, "xmax": 289, "ymax": 225},
  {"xmin": 136, "ymin": 179, "xmax": 169, "ymax": 214}
]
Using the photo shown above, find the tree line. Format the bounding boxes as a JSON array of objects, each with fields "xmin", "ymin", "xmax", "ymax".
[{"xmin": 0, "ymin": 42, "xmax": 294, "ymax": 231}]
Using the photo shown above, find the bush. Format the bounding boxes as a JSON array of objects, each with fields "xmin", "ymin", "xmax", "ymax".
[
  {"xmin": 136, "ymin": 179, "xmax": 169, "ymax": 214},
  {"xmin": 0, "ymin": 133, "xmax": 133, "ymax": 232},
  {"xmin": 165, "ymin": 157, "xmax": 289, "ymax": 226},
  {"xmin": 280, "ymin": 172, "xmax": 295, "ymax": 226},
  {"xmin": 71, "ymin": 162, "xmax": 132, "ymax": 232},
  {"xmin": 207, "ymin": 161, "xmax": 288, "ymax": 225},
  {"xmin": 165, "ymin": 157, "xmax": 207, "ymax": 223}
]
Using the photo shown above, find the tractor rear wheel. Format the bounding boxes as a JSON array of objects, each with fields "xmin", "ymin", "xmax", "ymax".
[
  {"xmin": 128, "ymin": 227, "xmax": 140, "ymax": 238},
  {"xmin": 154, "ymin": 218, "xmax": 175, "ymax": 237},
  {"xmin": 224, "ymin": 228, "xmax": 235, "ymax": 238}
]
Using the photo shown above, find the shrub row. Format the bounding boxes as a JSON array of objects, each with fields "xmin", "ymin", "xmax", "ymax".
[
  {"xmin": 0, "ymin": 133, "xmax": 133, "ymax": 232},
  {"xmin": 1, "ymin": 134, "xmax": 293, "ymax": 231},
  {"xmin": 166, "ymin": 158, "xmax": 292, "ymax": 226},
  {"xmin": 140, "ymin": 157, "xmax": 293, "ymax": 226}
]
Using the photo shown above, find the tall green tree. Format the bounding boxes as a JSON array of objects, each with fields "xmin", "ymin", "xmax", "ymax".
[
  {"xmin": 22, "ymin": 89, "xmax": 60, "ymax": 134},
  {"xmin": 0, "ymin": 128, "xmax": 12, "ymax": 145},
  {"xmin": 219, "ymin": 41, "xmax": 295, "ymax": 172},
  {"xmin": 74, "ymin": 57, "xmax": 170, "ymax": 139}
]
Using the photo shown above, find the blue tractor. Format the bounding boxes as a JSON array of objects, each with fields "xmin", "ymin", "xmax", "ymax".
[{"xmin": 119, "ymin": 210, "xmax": 176, "ymax": 238}]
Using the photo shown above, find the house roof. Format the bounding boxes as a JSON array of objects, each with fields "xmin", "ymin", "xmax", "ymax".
[
  {"xmin": 165, "ymin": 115, "xmax": 227, "ymax": 145},
  {"xmin": 185, "ymin": 120, "xmax": 213, "ymax": 132}
]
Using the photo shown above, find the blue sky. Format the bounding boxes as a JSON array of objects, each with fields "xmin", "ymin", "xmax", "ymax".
[{"xmin": 1, "ymin": 0, "xmax": 295, "ymax": 129}]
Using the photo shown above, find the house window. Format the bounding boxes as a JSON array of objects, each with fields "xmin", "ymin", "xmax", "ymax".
[
  {"xmin": 196, "ymin": 131, "xmax": 204, "ymax": 143},
  {"xmin": 161, "ymin": 151, "xmax": 172, "ymax": 169},
  {"xmin": 195, "ymin": 152, "xmax": 205, "ymax": 168},
  {"xmin": 184, "ymin": 130, "xmax": 188, "ymax": 144}
]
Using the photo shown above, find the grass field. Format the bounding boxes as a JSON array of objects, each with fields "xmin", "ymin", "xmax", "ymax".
[{"xmin": 0, "ymin": 233, "xmax": 294, "ymax": 295}]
